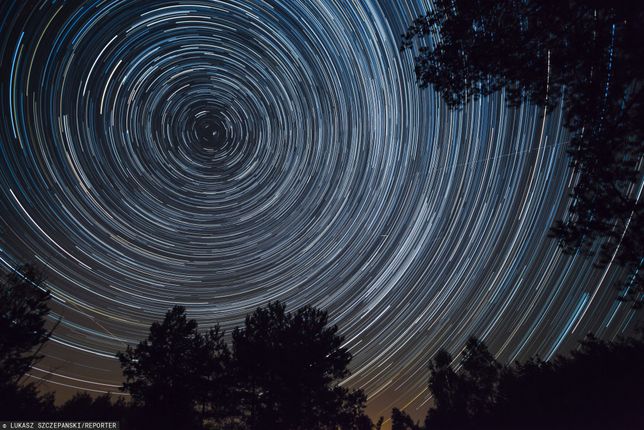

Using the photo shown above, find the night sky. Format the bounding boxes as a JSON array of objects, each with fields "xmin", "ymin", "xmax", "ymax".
[{"xmin": 0, "ymin": 0, "xmax": 640, "ymax": 423}]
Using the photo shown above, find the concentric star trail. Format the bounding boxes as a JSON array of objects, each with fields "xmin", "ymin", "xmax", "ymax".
[{"xmin": 0, "ymin": 0, "xmax": 640, "ymax": 421}]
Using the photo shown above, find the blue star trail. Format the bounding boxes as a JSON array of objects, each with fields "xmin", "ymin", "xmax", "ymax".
[{"xmin": 0, "ymin": 0, "xmax": 639, "ymax": 421}]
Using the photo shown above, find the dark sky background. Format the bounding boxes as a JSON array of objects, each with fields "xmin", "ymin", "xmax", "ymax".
[{"xmin": 0, "ymin": 0, "xmax": 640, "ymax": 425}]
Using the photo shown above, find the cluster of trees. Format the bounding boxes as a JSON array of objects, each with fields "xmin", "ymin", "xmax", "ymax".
[
  {"xmin": 0, "ymin": 265, "xmax": 58, "ymax": 419},
  {"xmin": 116, "ymin": 302, "xmax": 373, "ymax": 430},
  {"xmin": 3, "ymin": 265, "xmax": 644, "ymax": 429},
  {"xmin": 0, "ymin": 266, "xmax": 374, "ymax": 430},
  {"xmin": 401, "ymin": 0, "xmax": 644, "ymax": 305},
  {"xmin": 392, "ymin": 334, "xmax": 644, "ymax": 430}
]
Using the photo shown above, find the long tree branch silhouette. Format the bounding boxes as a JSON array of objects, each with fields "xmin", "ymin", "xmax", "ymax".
[{"xmin": 401, "ymin": 0, "xmax": 644, "ymax": 306}]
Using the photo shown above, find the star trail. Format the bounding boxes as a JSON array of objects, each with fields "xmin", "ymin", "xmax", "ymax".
[{"xmin": 0, "ymin": 0, "xmax": 640, "ymax": 422}]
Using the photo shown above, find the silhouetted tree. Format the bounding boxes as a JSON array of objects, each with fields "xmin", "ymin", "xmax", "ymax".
[
  {"xmin": 0, "ymin": 382, "xmax": 56, "ymax": 420},
  {"xmin": 0, "ymin": 265, "xmax": 58, "ymax": 419},
  {"xmin": 117, "ymin": 306, "xmax": 230, "ymax": 430},
  {"xmin": 58, "ymin": 392, "xmax": 129, "ymax": 422},
  {"xmin": 0, "ymin": 265, "xmax": 54, "ymax": 384},
  {"xmin": 424, "ymin": 349, "xmax": 465, "ymax": 429},
  {"xmin": 197, "ymin": 325, "xmax": 236, "ymax": 426},
  {"xmin": 391, "ymin": 408, "xmax": 421, "ymax": 430},
  {"xmin": 231, "ymin": 301, "xmax": 369, "ymax": 430},
  {"xmin": 492, "ymin": 333, "xmax": 644, "ymax": 429},
  {"xmin": 425, "ymin": 337, "xmax": 499, "ymax": 429},
  {"xmin": 423, "ymin": 334, "xmax": 644, "ymax": 429},
  {"xmin": 402, "ymin": 0, "xmax": 644, "ymax": 304},
  {"xmin": 357, "ymin": 415, "xmax": 383, "ymax": 430},
  {"xmin": 458, "ymin": 337, "xmax": 500, "ymax": 419}
]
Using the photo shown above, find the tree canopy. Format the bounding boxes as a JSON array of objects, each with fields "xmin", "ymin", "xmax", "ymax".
[
  {"xmin": 231, "ymin": 301, "xmax": 368, "ymax": 430},
  {"xmin": 401, "ymin": 0, "xmax": 644, "ymax": 305},
  {"xmin": 422, "ymin": 334, "xmax": 644, "ymax": 429},
  {"xmin": 425, "ymin": 337, "xmax": 500, "ymax": 429},
  {"xmin": 57, "ymin": 392, "xmax": 128, "ymax": 422},
  {"xmin": 3, "ymin": 278, "xmax": 643, "ymax": 429},
  {"xmin": 117, "ymin": 306, "xmax": 231, "ymax": 430},
  {"xmin": 0, "ymin": 264, "xmax": 57, "ymax": 419},
  {"xmin": 116, "ymin": 301, "xmax": 371, "ymax": 430},
  {"xmin": 0, "ymin": 265, "xmax": 53, "ymax": 384},
  {"xmin": 391, "ymin": 407, "xmax": 421, "ymax": 430}
]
